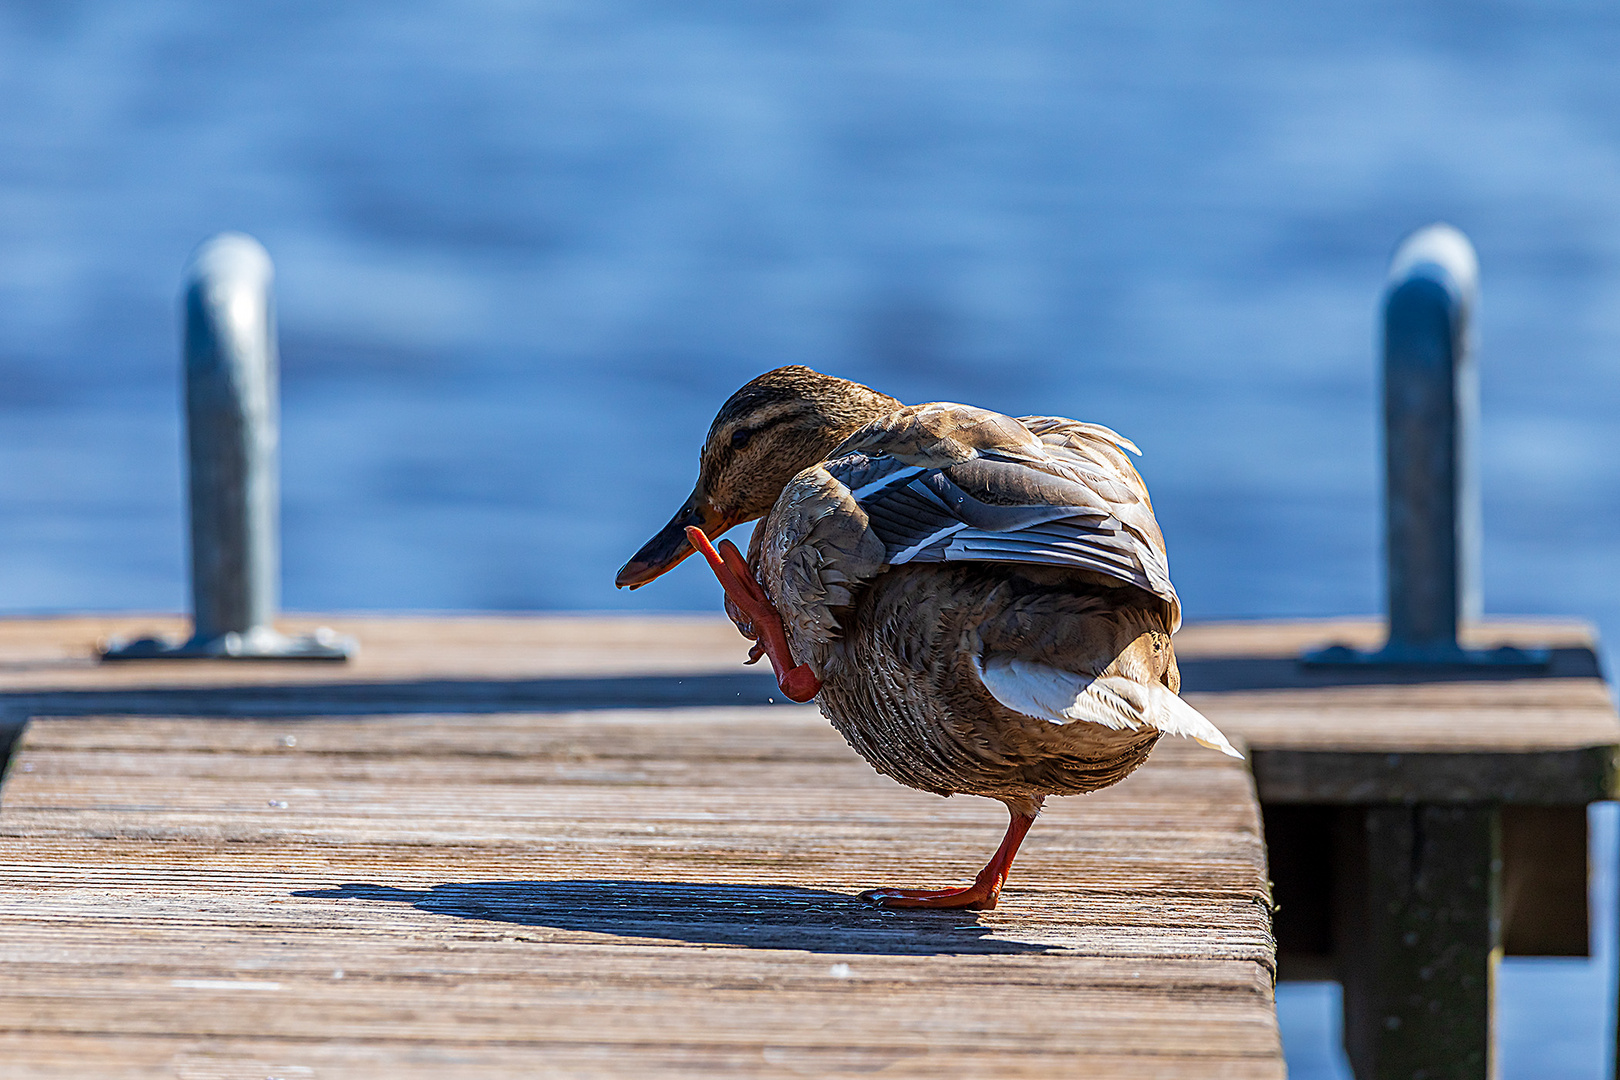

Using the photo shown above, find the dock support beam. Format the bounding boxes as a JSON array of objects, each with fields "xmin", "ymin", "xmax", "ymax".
[
  {"xmin": 1339, "ymin": 805, "xmax": 1501, "ymax": 1080},
  {"xmin": 101, "ymin": 234, "xmax": 352, "ymax": 661}
]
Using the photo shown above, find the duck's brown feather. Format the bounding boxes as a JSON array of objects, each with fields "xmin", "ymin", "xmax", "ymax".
[
  {"xmin": 738, "ymin": 401, "xmax": 1235, "ymax": 810},
  {"xmin": 814, "ymin": 564, "xmax": 1166, "ymax": 816},
  {"xmin": 754, "ymin": 402, "xmax": 1180, "ymax": 651}
]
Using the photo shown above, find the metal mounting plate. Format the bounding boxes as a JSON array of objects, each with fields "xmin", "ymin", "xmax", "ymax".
[
  {"xmin": 99, "ymin": 627, "xmax": 355, "ymax": 662},
  {"xmin": 1299, "ymin": 641, "xmax": 1550, "ymax": 669}
]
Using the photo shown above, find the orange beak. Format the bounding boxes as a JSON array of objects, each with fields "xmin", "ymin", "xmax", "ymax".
[{"xmin": 615, "ymin": 492, "xmax": 738, "ymax": 589}]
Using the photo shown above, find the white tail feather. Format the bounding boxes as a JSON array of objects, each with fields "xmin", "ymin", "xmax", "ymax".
[{"xmin": 975, "ymin": 655, "xmax": 1243, "ymax": 759}]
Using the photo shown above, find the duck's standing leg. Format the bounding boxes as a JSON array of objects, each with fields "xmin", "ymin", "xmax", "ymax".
[
  {"xmin": 860, "ymin": 800, "xmax": 1042, "ymax": 911},
  {"xmin": 683, "ymin": 526, "xmax": 822, "ymax": 703}
]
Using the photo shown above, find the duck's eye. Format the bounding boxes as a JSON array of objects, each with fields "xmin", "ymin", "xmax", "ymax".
[{"xmin": 730, "ymin": 428, "xmax": 753, "ymax": 450}]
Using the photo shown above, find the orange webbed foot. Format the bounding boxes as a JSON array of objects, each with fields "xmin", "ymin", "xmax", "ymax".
[
  {"xmin": 859, "ymin": 808, "xmax": 1038, "ymax": 912},
  {"xmin": 684, "ymin": 526, "xmax": 822, "ymax": 702},
  {"xmin": 858, "ymin": 883, "xmax": 1003, "ymax": 910}
]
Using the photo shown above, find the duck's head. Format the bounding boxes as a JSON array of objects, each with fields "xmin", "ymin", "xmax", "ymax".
[{"xmin": 615, "ymin": 365, "xmax": 899, "ymax": 589}]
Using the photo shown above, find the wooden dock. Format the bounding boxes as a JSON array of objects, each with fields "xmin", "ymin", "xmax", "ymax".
[{"xmin": 0, "ymin": 615, "xmax": 1615, "ymax": 1079}]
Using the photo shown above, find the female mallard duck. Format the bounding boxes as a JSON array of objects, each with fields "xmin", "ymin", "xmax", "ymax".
[{"xmin": 616, "ymin": 366, "xmax": 1238, "ymax": 910}]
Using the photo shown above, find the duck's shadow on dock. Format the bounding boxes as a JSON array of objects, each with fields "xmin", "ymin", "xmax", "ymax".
[{"xmin": 294, "ymin": 880, "xmax": 1048, "ymax": 955}]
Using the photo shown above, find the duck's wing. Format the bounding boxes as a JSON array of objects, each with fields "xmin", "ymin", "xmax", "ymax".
[{"xmin": 822, "ymin": 403, "xmax": 1181, "ymax": 629}]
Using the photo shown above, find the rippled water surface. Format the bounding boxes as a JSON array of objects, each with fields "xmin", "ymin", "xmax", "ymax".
[{"xmin": 1, "ymin": 3, "xmax": 1617, "ymax": 1074}]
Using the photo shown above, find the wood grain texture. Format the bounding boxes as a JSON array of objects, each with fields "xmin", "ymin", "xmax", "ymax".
[
  {"xmin": 1177, "ymin": 619, "xmax": 1620, "ymax": 803},
  {"xmin": 0, "ymin": 708, "xmax": 1282, "ymax": 1079},
  {"xmin": 0, "ymin": 614, "xmax": 757, "ymax": 691},
  {"xmin": 0, "ymin": 612, "xmax": 1612, "ymax": 1075},
  {"xmin": 4, "ymin": 615, "xmax": 1613, "ymax": 749}
]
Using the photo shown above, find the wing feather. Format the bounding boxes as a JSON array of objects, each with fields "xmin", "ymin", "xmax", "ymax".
[
  {"xmin": 761, "ymin": 403, "xmax": 1183, "ymax": 650},
  {"xmin": 823, "ymin": 406, "xmax": 1180, "ymax": 626},
  {"xmin": 974, "ymin": 654, "xmax": 1241, "ymax": 758}
]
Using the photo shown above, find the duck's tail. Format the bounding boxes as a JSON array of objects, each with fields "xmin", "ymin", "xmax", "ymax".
[{"xmin": 974, "ymin": 655, "xmax": 1243, "ymax": 759}]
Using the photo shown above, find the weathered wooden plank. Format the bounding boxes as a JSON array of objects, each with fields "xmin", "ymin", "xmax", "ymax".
[
  {"xmin": 5, "ymin": 616, "xmax": 1616, "ymax": 774},
  {"xmin": 1250, "ymin": 746, "xmax": 1619, "ymax": 804},
  {"xmin": 1171, "ymin": 617, "xmax": 1600, "ymax": 658},
  {"xmin": 1195, "ymin": 681, "xmax": 1617, "ymax": 753},
  {"xmin": 0, "ymin": 1035, "xmax": 1273, "ymax": 1080},
  {"xmin": 0, "ymin": 709, "xmax": 1283, "ymax": 1079},
  {"xmin": 1196, "ymin": 685, "xmax": 1616, "ymax": 750},
  {"xmin": 1180, "ymin": 622, "xmax": 1620, "ymax": 808},
  {"xmin": 0, "ymin": 614, "xmax": 755, "ymax": 690},
  {"xmin": 3, "ymin": 613, "xmax": 1612, "ymax": 1080}
]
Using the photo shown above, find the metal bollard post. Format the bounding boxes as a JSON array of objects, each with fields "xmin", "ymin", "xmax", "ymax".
[
  {"xmin": 102, "ymin": 234, "xmax": 353, "ymax": 661},
  {"xmin": 1305, "ymin": 223, "xmax": 1542, "ymax": 668}
]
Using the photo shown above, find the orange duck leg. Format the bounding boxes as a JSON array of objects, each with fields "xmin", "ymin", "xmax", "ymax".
[
  {"xmin": 683, "ymin": 526, "xmax": 821, "ymax": 703},
  {"xmin": 859, "ymin": 805, "xmax": 1038, "ymax": 911}
]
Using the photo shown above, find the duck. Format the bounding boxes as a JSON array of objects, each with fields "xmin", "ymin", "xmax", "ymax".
[{"xmin": 616, "ymin": 365, "xmax": 1239, "ymax": 910}]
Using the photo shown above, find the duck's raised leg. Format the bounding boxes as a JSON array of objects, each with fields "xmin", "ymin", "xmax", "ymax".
[
  {"xmin": 860, "ymin": 805, "xmax": 1038, "ymax": 911},
  {"xmin": 683, "ymin": 526, "xmax": 822, "ymax": 702}
]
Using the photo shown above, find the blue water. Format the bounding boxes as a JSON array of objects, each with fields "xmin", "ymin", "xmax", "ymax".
[{"xmin": 2, "ymin": 3, "xmax": 1618, "ymax": 1072}]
